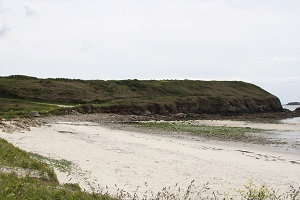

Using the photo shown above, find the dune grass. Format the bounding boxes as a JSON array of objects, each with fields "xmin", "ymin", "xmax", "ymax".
[
  {"xmin": 29, "ymin": 153, "xmax": 73, "ymax": 173},
  {"xmin": 0, "ymin": 138, "xmax": 57, "ymax": 181},
  {"xmin": 0, "ymin": 138, "xmax": 113, "ymax": 199}
]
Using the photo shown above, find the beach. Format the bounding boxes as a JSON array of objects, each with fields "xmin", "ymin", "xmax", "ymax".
[{"xmin": 0, "ymin": 115, "xmax": 300, "ymax": 198}]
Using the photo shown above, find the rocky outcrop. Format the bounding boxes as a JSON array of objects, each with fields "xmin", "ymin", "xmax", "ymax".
[
  {"xmin": 0, "ymin": 118, "xmax": 43, "ymax": 133},
  {"xmin": 87, "ymin": 96, "xmax": 283, "ymax": 115},
  {"xmin": 287, "ymin": 102, "xmax": 300, "ymax": 105}
]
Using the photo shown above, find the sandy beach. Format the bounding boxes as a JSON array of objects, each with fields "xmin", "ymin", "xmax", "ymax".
[{"xmin": 1, "ymin": 116, "xmax": 300, "ymax": 198}]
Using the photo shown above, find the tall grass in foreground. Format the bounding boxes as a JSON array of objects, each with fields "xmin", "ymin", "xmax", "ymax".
[{"xmin": 112, "ymin": 180, "xmax": 300, "ymax": 200}]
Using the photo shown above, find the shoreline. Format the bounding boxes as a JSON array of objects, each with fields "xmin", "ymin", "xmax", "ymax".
[
  {"xmin": 41, "ymin": 114, "xmax": 300, "ymax": 153},
  {"xmin": 0, "ymin": 114, "xmax": 300, "ymax": 198}
]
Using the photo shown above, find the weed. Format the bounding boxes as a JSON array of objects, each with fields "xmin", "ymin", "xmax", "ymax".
[
  {"xmin": 131, "ymin": 121, "xmax": 263, "ymax": 143},
  {"xmin": 29, "ymin": 153, "xmax": 73, "ymax": 173},
  {"xmin": 0, "ymin": 138, "xmax": 113, "ymax": 199},
  {"xmin": 0, "ymin": 98, "xmax": 59, "ymax": 119},
  {"xmin": 228, "ymin": 180, "xmax": 300, "ymax": 200}
]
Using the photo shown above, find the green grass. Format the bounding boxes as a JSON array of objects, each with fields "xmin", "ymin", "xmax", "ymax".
[
  {"xmin": 0, "ymin": 138, "xmax": 57, "ymax": 181},
  {"xmin": 0, "ymin": 75, "xmax": 282, "ymax": 116},
  {"xmin": 0, "ymin": 138, "xmax": 113, "ymax": 199},
  {"xmin": 0, "ymin": 173, "xmax": 112, "ymax": 200},
  {"xmin": 132, "ymin": 122, "xmax": 262, "ymax": 142},
  {"xmin": 0, "ymin": 98, "xmax": 60, "ymax": 119},
  {"xmin": 29, "ymin": 153, "xmax": 73, "ymax": 173}
]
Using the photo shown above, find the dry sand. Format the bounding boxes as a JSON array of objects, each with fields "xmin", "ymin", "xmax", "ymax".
[{"xmin": 1, "ymin": 119, "xmax": 300, "ymax": 198}]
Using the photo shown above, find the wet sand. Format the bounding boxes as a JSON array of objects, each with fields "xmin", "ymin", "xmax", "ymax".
[{"xmin": 1, "ymin": 117, "xmax": 300, "ymax": 198}]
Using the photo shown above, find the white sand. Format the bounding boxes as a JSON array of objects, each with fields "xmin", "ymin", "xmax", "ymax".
[{"xmin": 1, "ymin": 121, "xmax": 300, "ymax": 198}]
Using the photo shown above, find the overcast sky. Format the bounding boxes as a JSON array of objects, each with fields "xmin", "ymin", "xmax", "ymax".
[{"xmin": 0, "ymin": 0, "xmax": 299, "ymax": 103}]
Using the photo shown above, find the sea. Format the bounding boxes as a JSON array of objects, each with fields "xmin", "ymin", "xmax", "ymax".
[
  {"xmin": 281, "ymin": 104, "xmax": 300, "ymax": 124},
  {"xmin": 282, "ymin": 104, "xmax": 300, "ymax": 111},
  {"xmin": 264, "ymin": 104, "xmax": 300, "ymax": 153}
]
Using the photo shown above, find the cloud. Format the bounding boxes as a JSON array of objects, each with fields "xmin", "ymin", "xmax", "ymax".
[
  {"xmin": 256, "ymin": 56, "xmax": 299, "ymax": 64},
  {"xmin": 0, "ymin": 25, "xmax": 9, "ymax": 37},
  {"xmin": 251, "ymin": 76, "xmax": 300, "ymax": 84},
  {"xmin": 24, "ymin": 6, "xmax": 38, "ymax": 17}
]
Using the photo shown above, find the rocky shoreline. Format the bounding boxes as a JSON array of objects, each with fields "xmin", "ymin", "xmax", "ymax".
[
  {"xmin": 43, "ymin": 108, "xmax": 300, "ymax": 124},
  {"xmin": 0, "ymin": 118, "xmax": 43, "ymax": 133},
  {"xmin": 1, "ymin": 109, "xmax": 299, "ymax": 134}
]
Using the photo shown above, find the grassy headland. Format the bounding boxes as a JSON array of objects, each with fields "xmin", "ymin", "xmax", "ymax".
[{"xmin": 0, "ymin": 75, "xmax": 284, "ymax": 119}]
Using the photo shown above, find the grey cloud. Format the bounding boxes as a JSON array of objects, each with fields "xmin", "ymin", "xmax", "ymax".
[
  {"xmin": 24, "ymin": 6, "xmax": 38, "ymax": 17},
  {"xmin": 0, "ymin": 25, "xmax": 9, "ymax": 37}
]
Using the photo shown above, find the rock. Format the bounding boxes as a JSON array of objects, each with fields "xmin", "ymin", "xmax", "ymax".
[
  {"xmin": 30, "ymin": 111, "xmax": 40, "ymax": 117},
  {"xmin": 287, "ymin": 102, "xmax": 300, "ymax": 105},
  {"xmin": 295, "ymin": 107, "xmax": 300, "ymax": 113}
]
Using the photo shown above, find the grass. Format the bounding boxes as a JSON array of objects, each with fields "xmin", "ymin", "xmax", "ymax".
[
  {"xmin": 0, "ymin": 98, "xmax": 60, "ymax": 119},
  {"xmin": 29, "ymin": 153, "xmax": 73, "ymax": 173},
  {"xmin": 229, "ymin": 180, "xmax": 300, "ymax": 200},
  {"xmin": 0, "ymin": 138, "xmax": 113, "ymax": 199},
  {"xmin": 0, "ymin": 138, "xmax": 57, "ymax": 181},
  {"xmin": 0, "ymin": 75, "xmax": 282, "ymax": 116},
  {"xmin": 0, "ymin": 173, "xmax": 112, "ymax": 200},
  {"xmin": 131, "ymin": 121, "xmax": 263, "ymax": 142}
]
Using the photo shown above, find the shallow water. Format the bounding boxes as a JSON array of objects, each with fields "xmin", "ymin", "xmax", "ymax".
[
  {"xmin": 281, "ymin": 117, "xmax": 300, "ymax": 124},
  {"xmin": 282, "ymin": 104, "xmax": 300, "ymax": 111},
  {"xmin": 264, "ymin": 131, "xmax": 300, "ymax": 141}
]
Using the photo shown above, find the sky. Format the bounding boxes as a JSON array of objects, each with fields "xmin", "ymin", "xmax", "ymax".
[{"xmin": 0, "ymin": 0, "xmax": 299, "ymax": 104}]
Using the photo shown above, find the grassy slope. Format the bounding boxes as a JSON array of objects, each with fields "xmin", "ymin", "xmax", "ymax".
[
  {"xmin": 0, "ymin": 98, "xmax": 59, "ymax": 119},
  {"xmin": 0, "ymin": 76, "xmax": 273, "ymax": 103},
  {"xmin": 0, "ymin": 75, "xmax": 281, "ymax": 118},
  {"xmin": 0, "ymin": 138, "xmax": 112, "ymax": 199}
]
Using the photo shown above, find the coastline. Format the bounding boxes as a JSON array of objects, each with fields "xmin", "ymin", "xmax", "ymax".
[{"xmin": 0, "ymin": 114, "xmax": 299, "ymax": 198}]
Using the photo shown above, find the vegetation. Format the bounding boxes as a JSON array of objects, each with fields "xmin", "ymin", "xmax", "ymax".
[
  {"xmin": 0, "ymin": 76, "xmax": 273, "ymax": 103},
  {"xmin": 0, "ymin": 98, "xmax": 60, "ymax": 119},
  {"xmin": 0, "ymin": 138, "xmax": 112, "ymax": 199},
  {"xmin": 29, "ymin": 153, "xmax": 73, "ymax": 173},
  {"xmin": 0, "ymin": 135, "xmax": 299, "ymax": 199},
  {"xmin": 0, "ymin": 138, "xmax": 56, "ymax": 181},
  {"xmin": 229, "ymin": 181, "xmax": 300, "ymax": 200},
  {"xmin": 0, "ymin": 75, "xmax": 282, "ymax": 118},
  {"xmin": 131, "ymin": 121, "xmax": 263, "ymax": 142}
]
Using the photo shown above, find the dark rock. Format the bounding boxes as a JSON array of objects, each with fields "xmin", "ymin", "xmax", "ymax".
[
  {"xmin": 287, "ymin": 102, "xmax": 300, "ymax": 105},
  {"xmin": 30, "ymin": 111, "xmax": 40, "ymax": 117}
]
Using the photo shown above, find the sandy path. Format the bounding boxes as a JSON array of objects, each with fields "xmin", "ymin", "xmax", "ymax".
[{"xmin": 1, "ymin": 121, "xmax": 300, "ymax": 198}]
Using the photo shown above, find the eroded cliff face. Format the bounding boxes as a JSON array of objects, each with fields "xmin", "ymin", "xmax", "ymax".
[
  {"xmin": 96, "ymin": 96, "xmax": 283, "ymax": 115},
  {"xmin": 173, "ymin": 97, "xmax": 282, "ymax": 114}
]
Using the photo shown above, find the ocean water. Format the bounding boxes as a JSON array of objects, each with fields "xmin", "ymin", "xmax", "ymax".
[
  {"xmin": 282, "ymin": 104, "xmax": 300, "ymax": 111},
  {"xmin": 281, "ymin": 104, "xmax": 300, "ymax": 124},
  {"xmin": 281, "ymin": 117, "xmax": 300, "ymax": 124}
]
